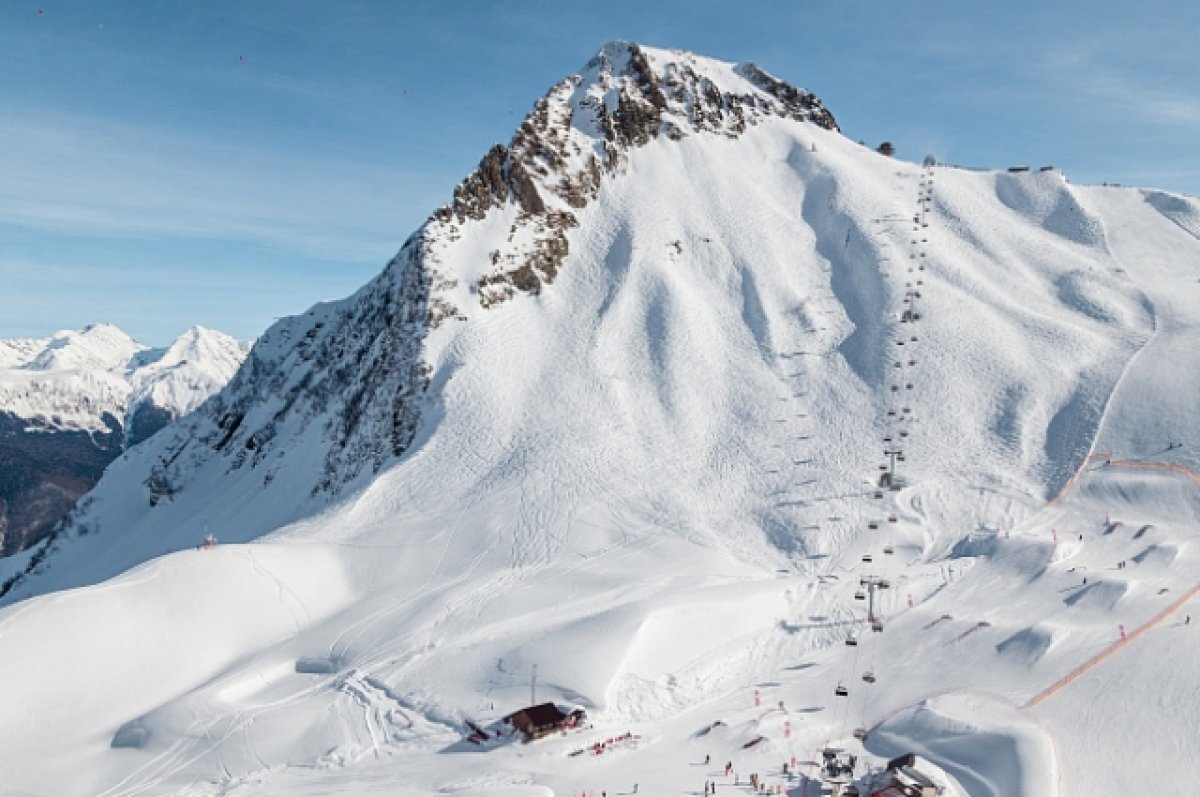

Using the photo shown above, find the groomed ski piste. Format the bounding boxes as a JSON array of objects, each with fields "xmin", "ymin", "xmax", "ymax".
[{"xmin": 1, "ymin": 43, "xmax": 1199, "ymax": 797}]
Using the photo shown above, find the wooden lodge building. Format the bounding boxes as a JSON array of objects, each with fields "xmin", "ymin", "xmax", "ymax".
[{"xmin": 503, "ymin": 703, "xmax": 584, "ymax": 741}]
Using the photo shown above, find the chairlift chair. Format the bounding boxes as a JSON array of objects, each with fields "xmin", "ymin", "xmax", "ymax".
[
  {"xmin": 852, "ymin": 728, "xmax": 868, "ymax": 742},
  {"xmin": 862, "ymin": 554, "xmax": 873, "ymax": 563},
  {"xmin": 854, "ymin": 589, "xmax": 866, "ymax": 601},
  {"xmin": 888, "ymin": 515, "xmax": 898, "ymax": 523},
  {"xmin": 868, "ymin": 521, "xmax": 879, "ymax": 529},
  {"xmin": 883, "ymin": 545, "xmax": 894, "ymax": 555},
  {"xmin": 862, "ymin": 671, "xmax": 876, "ymax": 683},
  {"xmin": 835, "ymin": 683, "xmax": 849, "ymax": 697},
  {"xmin": 871, "ymin": 619, "xmax": 884, "ymax": 632},
  {"xmin": 845, "ymin": 636, "xmax": 858, "ymax": 647}
]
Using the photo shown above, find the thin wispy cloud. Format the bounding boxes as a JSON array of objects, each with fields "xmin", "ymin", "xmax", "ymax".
[
  {"xmin": 1040, "ymin": 45, "xmax": 1200, "ymax": 131},
  {"xmin": 0, "ymin": 110, "xmax": 440, "ymax": 262}
]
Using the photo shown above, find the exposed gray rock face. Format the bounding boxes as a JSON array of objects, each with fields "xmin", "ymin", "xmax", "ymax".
[{"xmin": 432, "ymin": 41, "xmax": 838, "ymax": 308}]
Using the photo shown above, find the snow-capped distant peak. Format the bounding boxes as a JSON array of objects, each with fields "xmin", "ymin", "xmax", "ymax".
[
  {"xmin": 25, "ymin": 323, "xmax": 142, "ymax": 373},
  {"xmin": 129, "ymin": 326, "xmax": 251, "ymax": 419},
  {"xmin": 0, "ymin": 323, "xmax": 250, "ymax": 435}
]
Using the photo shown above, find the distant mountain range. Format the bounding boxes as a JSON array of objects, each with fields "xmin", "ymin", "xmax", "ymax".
[{"xmin": 0, "ymin": 323, "xmax": 249, "ymax": 554}]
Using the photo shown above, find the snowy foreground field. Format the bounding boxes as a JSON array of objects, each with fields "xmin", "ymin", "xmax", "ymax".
[{"xmin": 1, "ymin": 44, "xmax": 1199, "ymax": 796}]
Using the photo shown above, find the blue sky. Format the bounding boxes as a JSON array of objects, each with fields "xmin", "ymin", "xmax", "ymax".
[{"xmin": 3, "ymin": 0, "xmax": 1197, "ymax": 345}]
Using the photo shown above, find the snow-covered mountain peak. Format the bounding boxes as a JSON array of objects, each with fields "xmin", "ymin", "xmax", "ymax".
[
  {"xmin": 25, "ymin": 323, "xmax": 142, "ymax": 373},
  {"xmin": 128, "ymin": 325, "xmax": 251, "ymax": 419},
  {"xmin": 579, "ymin": 40, "xmax": 838, "ymax": 138},
  {"xmin": 424, "ymin": 42, "xmax": 838, "ymax": 311},
  {"xmin": 0, "ymin": 323, "xmax": 249, "ymax": 435},
  {"xmin": 0, "ymin": 323, "xmax": 250, "ymax": 557}
]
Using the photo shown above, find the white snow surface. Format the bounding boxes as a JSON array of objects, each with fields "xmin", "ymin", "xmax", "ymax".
[
  {"xmin": 0, "ymin": 323, "xmax": 251, "ymax": 434},
  {"xmin": 2, "ymin": 43, "xmax": 1200, "ymax": 797}
]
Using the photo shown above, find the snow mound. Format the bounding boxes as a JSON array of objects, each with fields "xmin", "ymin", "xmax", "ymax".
[
  {"xmin": 1143, "ymin": 190, "xmax": 1200, "ymax": 239},
  {"xmin": 994, "ymin": 626, "xmax": 1054, "ymax": 665},
  {"xmin": 1062, "ymin": 579, "xmax": 1126, "ymax": 610},
  {"xmin": 1131, "ymin": 542, "xmax": 1177, "ymax": 566},
  {"xmin": 993, "ymin": 171, "xmax": 1103, "ymax": 246},
  {"xmin": 867, "ymin": 694, "xmax": 1058, "ymax": 797}
]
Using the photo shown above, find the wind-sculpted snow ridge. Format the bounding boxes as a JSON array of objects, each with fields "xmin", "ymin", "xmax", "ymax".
[{"xmin": 3, "ymin": 41, "xmax": 1200, "ymax": 797}]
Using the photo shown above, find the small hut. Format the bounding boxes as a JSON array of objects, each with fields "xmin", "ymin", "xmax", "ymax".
[
  {"xmin": 870, "ymin": 753, "xmax": 940, "ymax": 796},
  {"xmin": 503, "ymin": 703, "xmax": 582, "ymax": 741}
]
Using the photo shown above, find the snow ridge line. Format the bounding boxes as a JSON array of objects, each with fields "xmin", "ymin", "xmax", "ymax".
[
  {"xmin": 1024, "ymin": 581, "xmax": 1200, "ymax": 708},
  {"xmin": 1046, "ymin": 453, "xmax": 1200, "ymax": 505}
]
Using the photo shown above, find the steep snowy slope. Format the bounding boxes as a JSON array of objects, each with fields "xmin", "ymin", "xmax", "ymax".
[
  {"xmin": 0, "ymin": 324, "xmax": 250, "ymax": 555},
  {"xmin": 1, "ymin": 42, "xmax": 1198, "ymax": 797}
]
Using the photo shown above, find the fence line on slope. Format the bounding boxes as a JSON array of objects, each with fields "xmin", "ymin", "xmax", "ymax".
[
  {"xmin": 1045, "ymin": 452, "xmax": 1110, "ymax": 507},
  {"xmin": 1027, "ymin": 456, "xmax": 1200, "ymax": 707},
  {"xmin": 1024, "ymin": 581, "xmax": 1200, "ymax": 708}
]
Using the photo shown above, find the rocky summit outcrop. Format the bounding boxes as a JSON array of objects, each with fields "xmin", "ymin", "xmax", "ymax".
[{"xmin": 430, "ymin": 41, "xmax": 837, "ymax": 309}]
